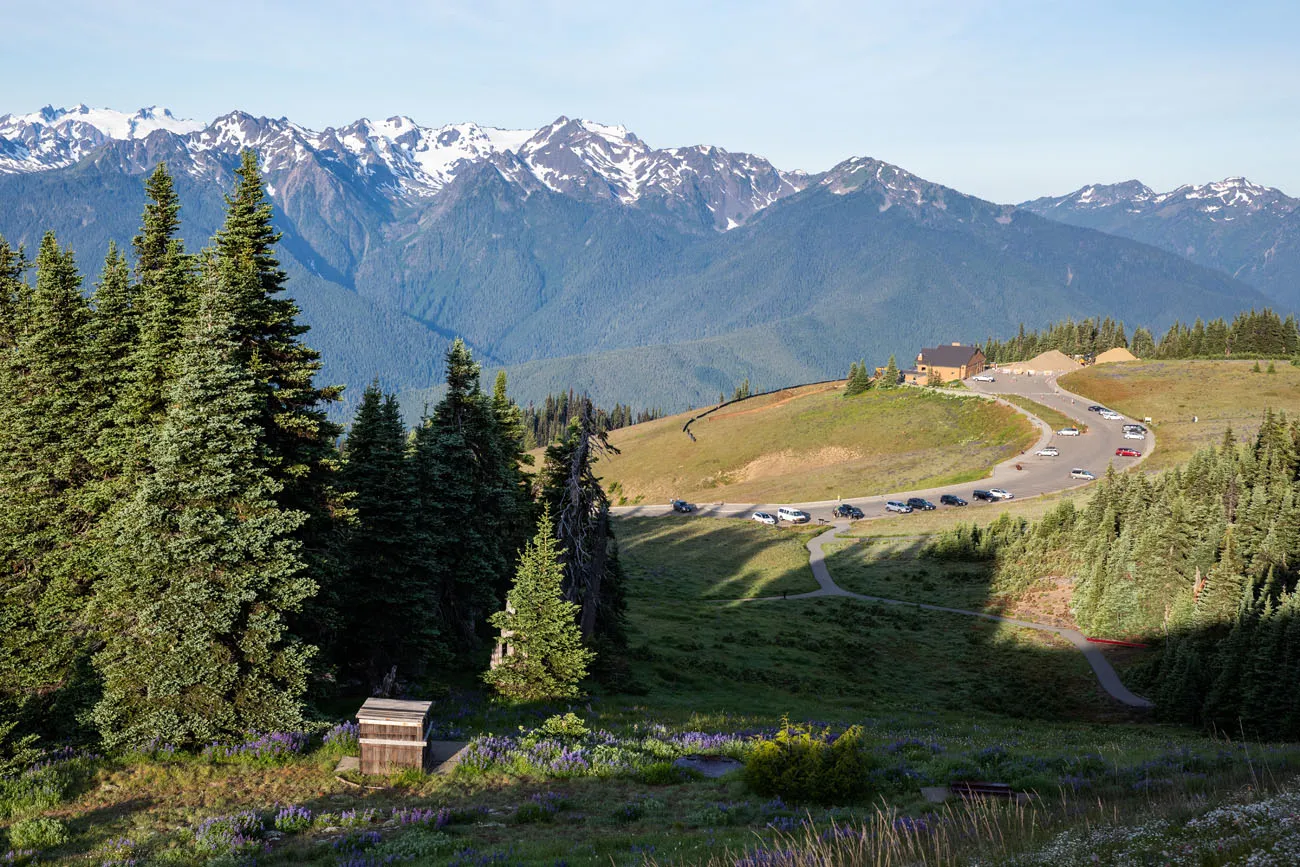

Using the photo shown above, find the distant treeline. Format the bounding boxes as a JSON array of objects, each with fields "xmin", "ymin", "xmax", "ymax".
[
  {"xmin": 927, "ymin": 412, "xmax": 1300, "ymax": 739},
  {"xmin": 983, "ymin": 308, "xmax": 1300, "ymax": 364},
  {"xmin": 523, "ymin": 389, "xmax": 663, "ymax": 448}
]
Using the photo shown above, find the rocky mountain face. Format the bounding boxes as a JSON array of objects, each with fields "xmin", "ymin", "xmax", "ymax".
[
  {"xmin": 1021, "ymin": 178, "xmax": 1300, "ymax": 308},
  {"xmin": 0, "ymin": 105, "xmax": 1273, "ymax": 413}
]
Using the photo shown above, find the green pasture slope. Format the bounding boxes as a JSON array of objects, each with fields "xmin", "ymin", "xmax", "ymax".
[{"xmin": 9, "ymin": 515, "xmax": 1300, "ymax": 866}]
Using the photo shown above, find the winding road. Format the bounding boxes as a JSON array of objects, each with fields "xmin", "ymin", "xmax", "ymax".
[{"xmin": 614, "ymin": 373, "xmax": 1156, "ymax": 708}]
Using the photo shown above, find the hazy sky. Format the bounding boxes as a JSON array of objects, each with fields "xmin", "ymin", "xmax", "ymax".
[{"xmin": 5, "ymin": 0, "xmax": 1296, "ymax": 202}]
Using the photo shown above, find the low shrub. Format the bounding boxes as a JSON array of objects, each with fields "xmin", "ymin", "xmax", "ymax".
[
  {"xmin": 638, "ymin": 761, "xmax": 699, "ymax": 785},
  {"xmin": 514, "ymin": 792, "xmax": 566, "ymax": 824},
  {"xmin": 0, "ymin": 749, "xmax": 96, "ymax": 819},
  {"xmin": 8, "ymin": 817, "xmax": 68, "ymax": 851},
  {"xmin": 535, "ymin": 712, "xmax": 588, "ymax": 739},
  {"xmin": 192, "ymin": 811, "xmax": 264, "ymax": 857},
  {"xmin": 744, "ymin": 722, "xmax": 877, "ymax": 804},
  {"xmin": 374, "ymin": 828, "xmax": 455, "ymax": 860}
]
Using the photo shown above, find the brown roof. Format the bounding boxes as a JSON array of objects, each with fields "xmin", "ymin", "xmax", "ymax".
[{"xmin": 918, "ymin": 344, "xmax": 983, "ymax": 368}]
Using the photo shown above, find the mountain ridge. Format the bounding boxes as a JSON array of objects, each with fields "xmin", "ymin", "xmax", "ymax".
[{"xmin": 0, "ymin": 104, "xmax": 1275, "ymax": 415}]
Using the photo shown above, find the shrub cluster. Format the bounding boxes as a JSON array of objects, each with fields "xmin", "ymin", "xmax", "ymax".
[{"xmin": 744, "ymin": 722, "xmax": 877, "ymax": 804}]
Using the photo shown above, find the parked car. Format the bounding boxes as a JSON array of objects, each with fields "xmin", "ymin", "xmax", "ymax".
[
  {"xmin": 972, "ymin": 374, "xmax": 995, "ymax": 382},
  {"xmin": 1123, "ymin": 423, "xmax": 1147, "ymax": 434},
  {"xmin": 989, "ymin": 488, "xmax": 1014, "ymax": 500},
  {"xmin": 752, "ymin": 511, "xmax": 778, "ymax": 525},
  {"xmin": 1035, "ymin": 446, "xmax": 1060, "ymax": 457},
  {"xmin": 885, "ymin": 501, "xmax": 913, "ymax": 514},
  {"xmin": 670, "ymin": 499, "xmax": 693, "ymax": 513},
  {"xmin": 1115, "ymin": 447, "xmax": 1141, "ymax": 457},
  {"xmin": 777, "ymin": 507, "xmax": 810, "ymax": 523},
  {"xmin": 1058, "ymin": 427, "xmax": 1081, "ymax": 436},
  {"xmin": 972, "ymin": 489, "xmax": 995, "ymax": 501},
  {"xmin": 833, "ymin": 504, "xmax": 864, "ymax": 519},
  {"xmin": 940, "ymin": 494, "xmax": 967, "ymax": 506},
  {"xmin": 906, "ymin": 497, "xmax": 936, "ymax": 511},
  {"xmin": 1099, "ymin": 410, "xmax": 1122, "ymax": 420},
  {"xmin": 1124, "ymin": 430, "xmax": 1146, "ymax": 440},
  {"xmin": 1070, "ymin": 468, "xmax": 1096, "ymax": 480},
  {"xmin": 1087, "ymin": 405, "xmax": 1104, "ymax": 413}
]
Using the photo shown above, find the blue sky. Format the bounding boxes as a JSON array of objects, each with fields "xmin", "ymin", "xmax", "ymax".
[{"xmin": 5, "ymin": 0, "xmax": 1296, "ymax": 201}]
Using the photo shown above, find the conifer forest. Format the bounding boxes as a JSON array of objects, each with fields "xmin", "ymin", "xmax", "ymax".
[{"xmin": 0, "ymin": 156, "xmax": 626, "ymax": 762}]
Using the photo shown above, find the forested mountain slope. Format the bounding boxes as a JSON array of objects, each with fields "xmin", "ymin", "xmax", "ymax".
[
  {"xmin": 0, "ymin": 106, "xmax": 1268, "ymax": 411},
  {"xmin": 1022, "ymin": 178, "xmax": 1300, "ymax": 310}
]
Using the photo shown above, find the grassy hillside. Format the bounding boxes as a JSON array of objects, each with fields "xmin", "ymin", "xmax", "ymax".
[
  {"xmin": 599, "ymin": 384, "xmax": 1036, "ymax": 505},
  {"xmin": 617, "ymin": 516, "xmax": 1103, "ymax": 720},
  {"xmin": 1061, "ymin": 360, "xmax": 1300, "ymax": 470},
  {"xmin": 11, "ymin": 516, "xmax": 1300, "ymax": 866}
]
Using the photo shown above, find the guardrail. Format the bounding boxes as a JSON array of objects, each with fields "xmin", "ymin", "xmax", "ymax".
[{"xmin": 680, "ymin": 379, "xmax": 845, "ymax": 440}]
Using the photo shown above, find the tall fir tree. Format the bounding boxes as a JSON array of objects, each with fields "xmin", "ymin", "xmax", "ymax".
[
  {"xmin": 410, "ymin": 340, "xmax": 515, "ymax": 646},
  {"xmin": 123, "ymin": 164, "xmax": 195, "ymax": 469},
  {"xmin": 0, "ymin": 234, "xmax": 100, "ymax": 736},
  {"xmin": 91, "ymin": 272, "xmax": 315, "ymax": 749},
  {"xmin": 336, "ymin": 383, "xmax": 438, "ymax": 688},
  {"xmin": 211, "ymin": 151, "xmax": 348, "ymax": 658}
]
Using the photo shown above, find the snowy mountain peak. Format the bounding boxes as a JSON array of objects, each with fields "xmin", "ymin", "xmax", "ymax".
[
  {"xmin": 0, "ymin": 104, "xmax": 818, "ymax": 230},
  {"xmin": 1026, "ymin": 177, "xmax": 1297, "ymax": 222}
]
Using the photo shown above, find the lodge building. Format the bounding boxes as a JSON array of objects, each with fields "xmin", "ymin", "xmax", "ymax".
[{"xmin": 902, "ymin": 343, "xmax": 987, "ymax": 385}]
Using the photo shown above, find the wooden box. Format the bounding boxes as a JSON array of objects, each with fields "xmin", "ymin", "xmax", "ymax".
[{"xmin": 357, "ymin": 697, "xmax": 434, "ymax": 775}]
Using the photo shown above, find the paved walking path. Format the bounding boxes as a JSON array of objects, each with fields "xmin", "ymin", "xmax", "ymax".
[{"xmin": 761, "ymin": 521, "xmax": 1153, "ymax": 708}]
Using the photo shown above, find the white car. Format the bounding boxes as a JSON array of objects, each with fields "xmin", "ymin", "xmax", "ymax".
[
  {"xmin": 1058, "ymin": 427, "xmax": 1081, "ymax": 437},
  {"xmin": 971, "ymin": 374, "xmax": 996, "ymax": 382},
  {"xmin": 1035, "ymin": 446, "xmax": 1059, "ymax": 457},
  {"xmin": 1124, "ymin": 430, "xmax": 1146, "ymax": 440},
  {"xmin": 752, "ymin": 511, "xmax": 778, "ymax": 525},
  {"xmin": 777, "ymin": 507, "xmax": 810, "ymax": 523},
  {"xmin": 1099, "ymin": 411, "xmax": 1122, "ymax": 421},
  {"xmin": 988, "ymin": 488, "xmax": 1014, "ymax": 500},
  {"xmin": 1070, "ymin": 468, "xmax": 1096, "ymax": 480}
]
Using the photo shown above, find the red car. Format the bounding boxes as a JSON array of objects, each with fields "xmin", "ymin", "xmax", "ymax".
[{"xmin": 1115, "ymin": 447, "xmax": 1141, "ymax": 457}]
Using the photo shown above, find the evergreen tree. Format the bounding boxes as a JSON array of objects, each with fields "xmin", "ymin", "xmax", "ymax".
[
  {"xmin": 0, "ymin": 236, "xmax": 28, "ymax": 348},
  {"xmin": 410, "ymin": 339, "xmax": 519, "ymax": 646},
  {"xmin": 880, "ymin": 355, "xmax": 900, "ymax": 388},
  {"xmin": 91, "ymin": 274, "xmax": 315, "ymax": 749},
  {"xmin": 484, "ymin": 510, "xmax": 593, "ymax": 702},
  {"xmin": 122, "ymin": 164, "xmax": 194, "ymax": 464},
  {"xmin": 844, "ymin": 359, "xmax": 873, "ymax": 396},
  {"xmin": 539, "ymin": 400, "xmax": 626, "ymax": 645},
  {"xmin": 336, "ymin": 383, "xmax": 437, "ymax": 688},
  {"xmin": 0, "ymin": 234, "xmax": 100, "ymax": 737},
  {"xmin": 210, "ymin": 151, "xmax": 347, "ymax": 659}
]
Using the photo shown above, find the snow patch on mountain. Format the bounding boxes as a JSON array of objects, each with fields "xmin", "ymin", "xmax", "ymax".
[{"xmin": 1031, "ymin": 177, "xmax": 1296, "ymax": 222}]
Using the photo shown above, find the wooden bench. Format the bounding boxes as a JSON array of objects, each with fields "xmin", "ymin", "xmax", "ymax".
[{"xmin": 949, "ymin": 781, "xmax": 1018, "ymax": 800}]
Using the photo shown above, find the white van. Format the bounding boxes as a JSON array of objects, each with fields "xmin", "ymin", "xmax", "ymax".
[{"xmin": 777, "ymin": 507, "xmax": 810, "ymax": 523}]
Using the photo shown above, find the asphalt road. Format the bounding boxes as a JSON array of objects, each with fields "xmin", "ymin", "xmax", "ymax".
[{"xmin": 610, "ymin": 373, "xmax": 1153, "ymax": 523}]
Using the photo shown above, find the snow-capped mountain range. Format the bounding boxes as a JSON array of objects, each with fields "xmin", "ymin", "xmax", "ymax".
[
  {"xmin": 0, "ymin": 103, "xmax": 1281, "ymax": 415},
  {"xmin": 0, "ymin": 105, "xmax": 812, "ymax": 231},
  {"xmin": 1024, "ymin": 178, "xmax": 1298, "ymax": 223}
]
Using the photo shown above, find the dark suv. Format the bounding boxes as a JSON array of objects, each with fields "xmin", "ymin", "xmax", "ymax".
[
  {"xmin": 906, "ymin": 497, "xmax": 936, "ymax": 511},
  {"xmin": 939, "ymin": 494, "xmax": 967, "ymax": 507},
  {"xmin": 972, "ymin": 490, "xmax": 995, "ymax": 501},
  {"xmin": 670, "ymin": 500, "xmax": 694, "ymax": 513},
  {"xmin": 833, "ymin": 504, "xmax": 864, "ymax": 519}
]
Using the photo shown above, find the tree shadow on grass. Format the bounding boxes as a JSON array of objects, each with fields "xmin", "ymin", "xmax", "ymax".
[{"xmin": 612, "ymin": 514, "xmax": 1151, "ymax": 726}]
